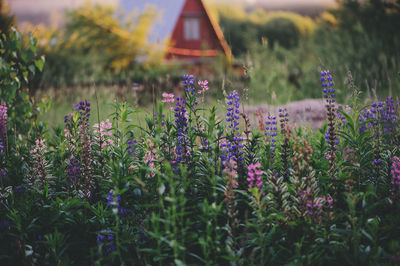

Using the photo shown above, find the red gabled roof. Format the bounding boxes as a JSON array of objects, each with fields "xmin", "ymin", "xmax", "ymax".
[
  {"xmin": 119, "ymin": 0, "xmax": 231, "ymax": 60},
  {"xmin": 166, "ymin": 0, "xmax": 232, "ymax": 60}
]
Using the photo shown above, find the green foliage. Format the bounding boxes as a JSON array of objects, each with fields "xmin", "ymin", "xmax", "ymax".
[
  {"xmin": 3, "ymin": 26, "xmax": 400, "ymax": 266},
  {"xmin": 262, "ymin": 18, "xmax": 300, "ymax": 49},
  {"xmin": 218, "ymin": 7, "xmax": 314, "ymax": 55},
  {"xmin": 0, "ymin": 28, "xmax": 45, "ymax": 135},
  {"xmin": 0, "ymin": 0, "xmax": 14, "ymax": 33}
]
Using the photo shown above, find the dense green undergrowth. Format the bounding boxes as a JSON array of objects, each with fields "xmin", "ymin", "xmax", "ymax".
[{"xmin": 1, "ymin": 29, "xmax": 400, "ymax": 265}]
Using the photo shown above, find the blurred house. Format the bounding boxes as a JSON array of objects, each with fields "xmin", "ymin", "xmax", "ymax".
[
  {"xmin": 120, "ymin": 0, "xmax": 231, "ymax": 63},
  {"xmin": 9, "ymin": 0, "xmax": 231, "ymax": 63}
]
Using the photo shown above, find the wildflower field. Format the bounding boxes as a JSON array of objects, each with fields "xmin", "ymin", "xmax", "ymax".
[{"xmin": 2, "ymin": 29, "xmax": 400, "ymax": 265}]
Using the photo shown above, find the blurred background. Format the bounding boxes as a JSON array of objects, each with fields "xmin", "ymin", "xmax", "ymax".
[{"xmin": 1, "ymin": 0, "xmax": 399, "ymax": 126}]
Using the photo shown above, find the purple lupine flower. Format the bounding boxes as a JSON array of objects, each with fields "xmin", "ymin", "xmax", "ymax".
[
  {"xmin": 97, "ymin": 229, "xmax": 116, "ymax": 256},
  {"xmin": 373, "ymin": 158, "xmax": 382, "ymax": 165},
  {"xmin": 0, "ymin": 220, "xmax": 10, "ymax": 231},
  {"xmin": 73, "ymin": 100, "xmax": 93, "ymax": 199},
  {"xmin": 73, "ymin": 100, "xmax": 91, "ymax": 127},
  {"xmin": 182, "ymin": 74, "xmax": 196, "ymax": 95},
  {"xmin": 107, "ymin": 190, "xmax": 120, "ymax": 215},
  {"xmin": 265, "ymin": 115, "xmax": 278, "ymax": 158},
  {"xmin": 359, "ymin": 107, "xmax": 375, "ymax": 133},
  {"xmin": 127, "ymin": 139, "xmax": 138, "ymax": 156},
  {"xmin": 221, "ymin": 90, "xmax": 243, "ymax": 168},
  {"xmin": 200, "ymin": 137, "xmax": 209, "ymax": 150},
  {"xmin": 321, "ymin": 70, "xmax": 337, "ymax": 161},
  {"xmin": 371, "ymin": 102, "xmax": 384, "ymax": 170},
  {"xmin": 174, "ymin": 97, "xmax": 189, "ymax": 163},
  {"xmin": 14, "ymin": 185, "xmax": 24, "ymax": 194},
  {"xmin": 336, "ymin": 106, "xmax": 346, "ymax": 128},
  {"xmin": 321, "ymin": 70, "xmax": 335, "ymax": 103},
  {"xmin": 66, "ymin": 156, "xmax": 81, "ymax": 187},
  {"xmin": 107, "ymin": 190, "xmax": 131, "ymax": 216},
  {"xmin": 107, "ymin": 190, "xmax": 121, "ymax": 208},
  {"xmin": 226, "ymin": 90, "xmax": 241, "ymax": 132},
  {"xmin": 64, "ymin": 113, "xmax": 74, "ymax": 130},
  {"xmin": 325, "ymin": 130, "xmax": 339, "ymax": 146},
  {"xmin": 0, "ymin": 169, "xmax": 7, "ymax": 179},
  {"xmin": 0, "ymin": 101, "xmax": 7, "ymax": 152},
  {"xmin": 382, "ymin": 97, "xmax": 397, "ymax": 133}
]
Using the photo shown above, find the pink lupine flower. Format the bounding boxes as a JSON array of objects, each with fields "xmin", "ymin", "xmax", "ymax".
[
  {"xmin": 30, "ymin": 138, "xmax": 47, "ymax": 155},
  {"xmin": 93, "ymin": 119, "xmax": 113, "ymax": 147},
  {"xmin": 64, "ymin": 129, "xmax": 72, "ymax": 138},
  {"xmin": 0, "ymin": 101, "xmax": 7, "ymax": 151},
  {"xmin": 391, "ymin": 156, "xmax": 400, "ymax": 201},
  {"xmin": 302, "ymin": 194, "xmax": 333, "ymax": 225},
  {"xmin": 162, "ymin": 92, "xmax": 175, "ymax": 110},
  {"xmin": 197, "ymin": 80, "xmax": 209, "ymax": 94},
  {"xmin": 247, "ymin": 163, "xmax": 263, "ymax": 190},
  {"xmin": 327, "ymin": 196, "xmax": 333, "ymax": 205},
  {"xmin": 162, "ymin": 92, "xmax": 175, "ymax": 103},
  {"xmin": 144, "ymin": 139, "xmax": 158, "ymax": 178}
]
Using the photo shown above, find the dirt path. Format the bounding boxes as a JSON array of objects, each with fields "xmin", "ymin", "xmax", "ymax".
[{"xmin": 244, "ymin": 98, "xmax": 328, "ymax": 129}]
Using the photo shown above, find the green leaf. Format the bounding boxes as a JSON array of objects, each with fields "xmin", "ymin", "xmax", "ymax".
[
  {"xmin": 28, "ymin": 64, "xmax": 35, "ymax": 74},
  {"xmin": 34, "ymin": 59, "xmax": 45, "ymax": 72}
]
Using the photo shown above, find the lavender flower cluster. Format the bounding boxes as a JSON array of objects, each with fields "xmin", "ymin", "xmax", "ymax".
[
  {"xmin": 359, "ymin": 97, "xmax": 398, "ymax": 134},
  {"xmin": 0, "ymin": 220, "xmax": 10, "ymax": 231},
  {"xmin": 265, "ymin": 115, "xmax": 278, "ymax": 158},
  {"xmin": 64, "ymin": 113, "xmax": 74, "ymax": 130},
  {"xmin": 67, "ymin": 156, "xmax": 81, "ymax": 187},
  {"xmin": 321, "ymin": 70, "xmax": 337, "ymax": 161},
  {"xmin": 107, "ymin": 190, "xmax": 131, "ymax": 216},
  {"xmin": 97, "ymin": 229, "xmax": 116, "ymax": 256},
  {"xmin": 73, "ymin": 100, "xmax": 91, "ymax": 127},
  {"xmin": 182, "ymin": 74, "xmax": 196, "ymax": 95},
  {"xmin": 382, "ymin": 97, "xmax": 397, "ymax": 133},
  {"xmin": 127, "ymin": 139, "xmax": 138, "ymax": 156},
  {"xmin": 174, "ymin": 97, "xmax": 189, "ymax": 163},
  {"xmin": 0, "ymin": 101, "xmax": 7, "ymax": 153},
  {"xmin": 221, "ymin": 90, "xmax": 243, "ymax": 168},
  {"xmin": 0, "ymin": 169, "xmax": 7, "ymax": 179},
  {"xmin": 321, "ymin": 71, "xmax": 335, "ymax": 103}
]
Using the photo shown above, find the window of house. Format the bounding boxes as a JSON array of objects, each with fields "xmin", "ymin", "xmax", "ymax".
[{"xmin": 184, "ymin": 17, "xmax": 200, "ymax": 40}]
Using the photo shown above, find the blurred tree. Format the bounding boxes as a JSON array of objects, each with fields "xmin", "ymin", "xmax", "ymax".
[
  {"xmin": 64, "ymin": 3, "xmax": 163, "ymax": 73},
  {"xmin": 332, "ymin": 0, "xmax": 400, "ymax": 54},
  {"xmin": 0, "ymin": 0, "xmax": 15, "ymax": 33},
  {"xmin": 23, "ymin": 3, "xmax": 164, "ymax": 87},
  {"xmin": 215, "ymin": 4, "xmax": 315, "ymax": 55},
  {"xmin": 260, "ymin": 17, "xmax": 300, "ymax": 49}
]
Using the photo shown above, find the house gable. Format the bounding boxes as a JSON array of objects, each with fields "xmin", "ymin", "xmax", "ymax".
[
  {"xmin": 167, "ymin": 0, "xmax": 231, "ymax": 59},
  {"xmin": 120, "ymin": 0, "xmax": 230, "ymax": 61}
]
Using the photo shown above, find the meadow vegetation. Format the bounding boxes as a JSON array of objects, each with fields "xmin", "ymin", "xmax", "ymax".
[
  {"xmin": 1, "ymin": 22, "xmax": 400, "ymax": 264},
  {"xmin": 1, "ymin": 0, "xmax": 400, "ymax": 264}
]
